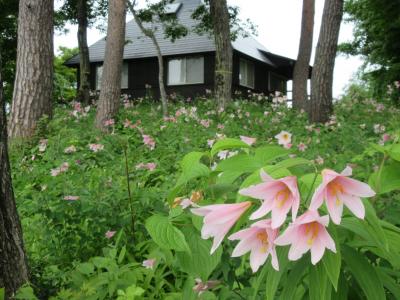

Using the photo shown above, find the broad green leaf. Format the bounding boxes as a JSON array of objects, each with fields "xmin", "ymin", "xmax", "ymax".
[
  {"xmin": 322, "ymin": 226, "xmax": 341, "ymax": 291},
  {"xmin": 342, "ymin": 245, "xmax": 385, "ymax": 300},
  {"xmin": 210, "ymin": 138, "xmax": 250, "ymax": 156},
  {"xmin": 76, "ymin": 262, "xmax": 95, "ymax": 275},
  {"xmin": 215, "ymin": 170, "xmax": 243, "ymax": 184},
  {"xmin": 331, "ymin": 273, "xmax": 348, "ymax": 300},
  {"xmin": 269, "ymin": 157, "xmax": 312, "ymax": 173},
  {"xmin": 279, "ymin": 255, "xmax": 308, "ymax": 299},
  {"xmin": 175, "ymin": 152, "xmax": 210, "ymax": 187},
  {"xmin": 118, "ymin": 246, "xmax": 126, "ymax": 264},
  {"xmin": 309, "ymin": 263, "xmax": 331, "ymax": 300},
  {"xmin": 0, "ymin": 288, "xmax": 4, "ymax": 300},
  {"xmin": 176, "ymin": 228, "xmax": 222, "ymax": 280},
  {"xmin": 363, "ymin": 200, "xmax": 388, "ymax": 251},
  {"xmin": 14, "ymin": 286, "xmax": 38, "ymax": 300},
  {"xmin": 145, "ymin": 215, "xmax": 189, "ymax": 252},
  {"xmin": 265, "ymin": 247, "xmax": 290, "ymax": 300},
  {"xmin": 375, "ymin": 267, "xmax": 400, "ymax": 299},
  {"xmin": 388, "ymin": 144, "xmax": 400, "ymax": 161},
  {"xmin": 368, "ymin": 161, "xmax": 400, "ymax": 194},
  {"xmin": 215, "ymin": 154, "xmax": 261, "ymax": 173},
  {"xmin": 254, "ymin": 145, "xmax": 289, "ymax": 164}
]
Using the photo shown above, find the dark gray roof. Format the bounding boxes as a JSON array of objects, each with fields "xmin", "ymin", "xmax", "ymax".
[{"xmin": 67, "ymin": 0, "xmax": 278, "ymax": 66}]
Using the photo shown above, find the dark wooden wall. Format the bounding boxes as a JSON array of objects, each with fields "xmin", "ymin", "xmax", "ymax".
[{"xmin": 87, "ymin": 50, "xmax": 290, "ymax": 100}]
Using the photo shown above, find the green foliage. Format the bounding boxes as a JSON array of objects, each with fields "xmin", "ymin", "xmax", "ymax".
[
  {"xmin": 340, "ymin": 0, "xmax": 400, "ymax": 102},
  {"xmin": 191, "ymin": 0, "xmax": 258, "ymax": 41},
  {"xmin": 10, "ymin": 94, "xmax": 400, "ymax": 298},
  {"xmin": 54, "ymin": 47, "xmax": 79, "ymax": 103}
]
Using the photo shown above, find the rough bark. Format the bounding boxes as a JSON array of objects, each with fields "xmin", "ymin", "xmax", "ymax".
[
  {"xmin": 8, "ymin": 0, "xmax": 54, "ymax": 139},
  {"xmin": 293, "ymin": 0, "xmax": 315, "ymax": 111},
  {"xmin": 128, "ymin": 1, "xmax": 168, "ymax": 117},
  {"xmin": 95, "ymin": 0, "xmax": 127, "ymax": 130},
  {"xmin": 210, "ymin": 0, "xmax": 233, "ymax": 111},
  {"xmin": 309, "ymin": 0, "xmax": 343, "ymax": 123},
  {"xmin": 0, "ymin": 46, "xmax": 30, "ymax": 300},
  {"xmin": 77, "ymin": 0, "xmax": 91, "ymax": 105}
]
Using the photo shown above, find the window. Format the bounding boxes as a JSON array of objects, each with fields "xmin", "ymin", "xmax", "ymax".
[
  {"xmin": 239, "ymin": 58, "xmax": 255, "ymax": 89},
  {"xmin": 268, "ymin": 72, "xmax": 286, "ymax": 93},
  {"xmin": 168, "ymin": 56, "xmax": 204, "ymax": 85},
  {"xmin": 96, "ymin": 62, "xmax": 129, "ymax": 90}
]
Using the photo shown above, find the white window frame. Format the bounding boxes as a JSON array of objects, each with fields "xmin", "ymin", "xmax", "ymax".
[
  {"xmin": 95, "ymin": 62, "xmax": 129, "ymax": 90},
  {"xmin": 239, "ymin": 58, "xmax": 255, "ymax": 89},
  {"xmin": 168, "ymin": 56, "xmax": 205, "ymax": 86}
]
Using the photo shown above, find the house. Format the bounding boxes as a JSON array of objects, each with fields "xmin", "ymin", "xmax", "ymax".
[{"xmin": 66, "ymin": 0, "xmax": 303, "ymax": 100}]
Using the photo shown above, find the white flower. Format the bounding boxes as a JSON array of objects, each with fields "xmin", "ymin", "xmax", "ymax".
[{"xmin": 275, "ymin": 131, "xmax": 292, "ymax": 146}]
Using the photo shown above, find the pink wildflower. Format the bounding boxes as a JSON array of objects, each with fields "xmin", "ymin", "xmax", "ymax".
[
  {"xmin": 193, "ymin": 278, "xmax": 220, "ymax": 295},
  {"xmin": 240, "ymin": 135, "xmax": 257, "ymax": 146},
  {"xmin": 283, "ymin": 143, "xmax": 292, "ymax": 149},
  {"xmin": 89, "ymin": 143, "xmax": 104, "ymax": 152},
  {"xmin": 105, "ymin": 230, "xmax": 116, "ymax": 239},
  {"xmin": 64, "ymin": 145, "xmax": 77, "ymax": 154},
  {"xmin": 104, "ymin": 119, "xmax": 115, "ymax": 127},
  {"xmin": 200, "ymin": 119, "xmax": 211, "ymax": 128},
  {"xmin": 274, "ymin": 210, "xmax": 336, "ymax": 264},
  {"xmin": 142, "ymin": 135, "xmax": 156, "ymax": 150},
  {"xmin": 191, "ymin": 201, "xmax": 252, "ymax": 254},
  {"xmin": 298, "ymin": 143, "xmax": 307, "ymax": 152},
  {"xmin": 310, "ymin": 167, "xmax": 376, "ymax": 224},
  {"xmin": 382, "ymin": 133, "xmax": 391, "ymax": 143},
  {"xmin": 239, "ymin": 170, "xmax": 300, "ymax": 229},
  {"xmin": 275, "ymin": 131, "xmax": 292, "ymax": 146},
  {"xmin": 229, "ymin": 219, "xmax": 279, "ymax": 272},
  {"xmin": 142, "ymin": 258, "xmax": 156, "ymax": 269},
  {"xmin": 207, "ymin": 139, "xmax": 215, "ymax": 148},
  {"xmin": 217, "ymin": 124, "xmax": 225, "ymax": 130},
  {"xmin": 315, "ymin": 156, "xmax": 324, "ymax": 165},
  {"xmin": 38, "ymin": 139, "xmax": 48, "ymax": 152}
]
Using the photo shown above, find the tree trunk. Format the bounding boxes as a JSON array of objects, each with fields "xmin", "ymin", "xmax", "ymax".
[
  {"xmin": 128, "ymin": 1, "xmax": 168, "ymax": 117},
  {"xmin": 76, "ymin": 0, "xmax": 91, "ymax": 105},
  {"xmin": 0, "ymin": 46, "xmax": 30, "ymax": 300},
  {"xmin": 8, "ymin": 0, "xmax": 54, "ymax": 139},
  {"xmin": 210, "ymin": 0, "xmax": 233, "ymax": 111},
  {"xmin": 309, "ymin": 0, "xmax": 343, "ymax": 123},
  {"xmin": 292, "ymin": 0, "xmax": 315, "ymax": 111},
  {"xmin": 95, "ymin": 0, "xmax": 127, "ymax": 130}
]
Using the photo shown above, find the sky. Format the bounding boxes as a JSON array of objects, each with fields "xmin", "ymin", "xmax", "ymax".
[{"xmin": 54, "ymin": 0, "xmax": 363, "ymax": 98}]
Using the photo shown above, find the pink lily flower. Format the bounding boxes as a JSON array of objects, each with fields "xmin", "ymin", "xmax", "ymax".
[
  {"xmin": 229, "ymin": 219, "xmax": 279, "ymax": 272},
  {"xmin": 274, "ymin": 210, "xmax": 336, "ymax": 264},
  {"xmin": 310, "ymin": 167, "xmax": 376, "ymax": 224},
  {"xmin": 191, "ymin": 201, "xmax": 252, "ymax": 254},
  {"xmin": 239, "ymin": 170, "xmax": 300, "ymax": 229}
]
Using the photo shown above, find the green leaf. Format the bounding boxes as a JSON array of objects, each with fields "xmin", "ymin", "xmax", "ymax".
[
  {"xmin": 254, "ymin": 145, "xmax": 289, "ymax": 164},
  {"xmin": 265, "ymin": 247, "xmax": 290, "ymax": 300},
  {"xmin": 0, "ymin": 288, "xmax": 4, "ymax": 300},
  {"xmin": 363, "ymin": 200, "xmax": 388, "ymax": 251},
  {"xmin": 268, "ymin": 157, "xmax": 312, "ymax": 173},
  {"xmin": 76, "ymin": 262, "xmax": 95, "ymax": 275},
  {"xmin": 331, "ymin": 273, "xmax": 348, "ymax": 300},
  {"xmin": 210, "ymin": 138, "xmax": 250, "ymax": 156},
  {"xmin": 309, "ymin": 263, "xmax": 331, "ymax": 300},
  {"xmin": 14, "ymin": 286, "xmax": 38, "ymax": 300},
  {"xmin": 280, "ymin": 255, "xmax": 309, "ymax": 299},
  {"xmin": 176, "ymin": 228, "xmax": 222, "ymax": 280},
  {"xmin": 215, "ymin": 154, "xmax": 261, "ymax": 173},
  {"xmin": 368, "ymin": 161, "xmax": 400, "ymax": 194},
  {"xmin": 215, "ymin": 170, "xmax": 243, "ymax": 184},
  {"xmin": 322, "ymin": 227, "xmax": 341, "ymax": 291},
  {"xmin": 175, "ymin": 152, "xmax": 210, "ymax": 187},
  {"xmin": 342, "ymin": 245, "xmax": 385, "ymax": 300},
  {"xmin": 145, "ymin": 215, "xmax": 189, "ymax": 252},
  {"xmin": 118, "ymin": 246, "xmax": 126, "ymax": 264},
  {"xmin": 388, "ymin": 144, "xmax": 400, "ymax": 161},
  {"xmin": 375, "ymin": 267, "xmax": 400, "ymax": 299}
]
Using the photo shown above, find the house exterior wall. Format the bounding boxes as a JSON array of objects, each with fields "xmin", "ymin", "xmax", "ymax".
[{"xmin": 86, "ymin": 50, "xmax": 290, "ymax": 99}]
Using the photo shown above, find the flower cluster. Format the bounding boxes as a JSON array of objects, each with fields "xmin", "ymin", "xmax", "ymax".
[{"xmin": 192, "ymin": 166, "xmax": 375, "ymax": 272}]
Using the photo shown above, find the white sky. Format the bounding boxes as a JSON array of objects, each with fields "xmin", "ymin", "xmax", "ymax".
[{"xmin": 54, "ymin": 0, "xmax": 363, "ymax": 98}]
